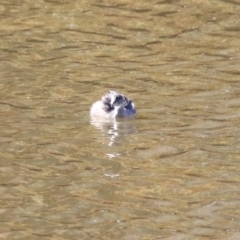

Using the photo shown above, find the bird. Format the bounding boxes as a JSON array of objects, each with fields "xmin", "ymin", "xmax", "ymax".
[{"xmin": 90, "ymin": 91, "xmax": 136, "ymax": 119}]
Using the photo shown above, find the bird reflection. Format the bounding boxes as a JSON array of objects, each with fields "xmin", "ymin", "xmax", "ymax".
[{"xmin": 90, "ymin": 118, "xmax": 136, "ymax": 148}]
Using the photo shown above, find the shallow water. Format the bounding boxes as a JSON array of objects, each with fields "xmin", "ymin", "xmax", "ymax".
[{"xmin": 1, "ymin": 0, "xmax": 240, "ymax": 239}]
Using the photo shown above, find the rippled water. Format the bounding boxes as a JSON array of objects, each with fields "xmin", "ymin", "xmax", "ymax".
[{"xmin": 1, "ymin": 0, "xmax": 240, "ymax": 239}]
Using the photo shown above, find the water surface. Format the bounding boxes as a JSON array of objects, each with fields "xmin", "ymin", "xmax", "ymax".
[{"xmin": 1, "ymin": 0, "xmax": 240, "ymax": 239}]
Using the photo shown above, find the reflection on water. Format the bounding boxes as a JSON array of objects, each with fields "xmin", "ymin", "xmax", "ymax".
[
  {"xmin": 91, "ymin": 118, "xmax": 136, "ymax": 148},
  {"xmin": 1, "ymin": 0, "xmax": 240, "ymax": 239}
]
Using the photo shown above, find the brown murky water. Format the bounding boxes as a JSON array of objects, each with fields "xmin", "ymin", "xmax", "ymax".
[{"xmin": 1, "ymin": 0, "xmax": 240, "ymax": 239}]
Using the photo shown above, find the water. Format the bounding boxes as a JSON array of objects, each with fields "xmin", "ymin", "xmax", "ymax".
[{"xmin": 1, "ymin": 0, "xmax": 240, "ymax": 239}]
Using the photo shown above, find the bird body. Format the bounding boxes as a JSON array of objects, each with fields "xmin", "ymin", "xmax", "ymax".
[{"xmin": 90, "ymin": 91, "xmax": 136, "ymax": 119}]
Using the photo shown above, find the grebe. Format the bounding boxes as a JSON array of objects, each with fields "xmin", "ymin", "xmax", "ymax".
[{"xmin": 90, "ymin": 91, "xmax": 136, "ymax": 119}]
